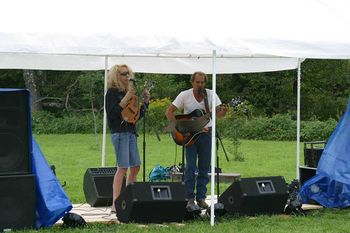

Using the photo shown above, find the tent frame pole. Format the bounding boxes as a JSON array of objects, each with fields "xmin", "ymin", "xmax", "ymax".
[
  {"xmin": 210, "ymin": 50, "xmax": 217, "ymax": 226},
  {"xmin": 296, "ymin": 58, "xmax": 302, "ymax": 179},
  {"xmin": 102, "ymin": 56, "xmax": 109, "ymax": 167}
]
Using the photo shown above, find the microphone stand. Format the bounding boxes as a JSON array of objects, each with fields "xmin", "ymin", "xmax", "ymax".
[
  {"xmin": 215, "ymin": 129, "xmax": 229, "ymax": 197},
  {"xmin": 142, "ymin": 104, "xmax": 147, "ymax": 182},
  {"xmin": 131, "ymin": 79, "xmax": 147, "ymax": 182},
  {"xmin": 216, "ymin": 130, "xmax": 229, "ymax": 162}
]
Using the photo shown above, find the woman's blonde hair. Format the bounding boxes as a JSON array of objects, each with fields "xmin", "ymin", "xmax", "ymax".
[{"xmin": 107, "ymin": 64, "xmax": 134, "ymax": 91}]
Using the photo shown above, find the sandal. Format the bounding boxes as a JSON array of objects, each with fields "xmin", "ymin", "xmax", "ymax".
[{"xmin": 110, "ymin": 209, "xmax": 116, "ymax": 215}]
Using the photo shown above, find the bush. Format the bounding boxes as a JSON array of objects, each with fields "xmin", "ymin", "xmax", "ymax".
[
  {"xmin": 32, "ymin": 109, "xmax": 338, "ymax": 142},
  {"xmin": 301, "ymin": 118, "xmax": 337, "ymax": 141},
  {"xmin": 222, "ymin": 114, "xmax": 337, "ymax": 141},
  {"xmin": 145, "ymin": 97, "xmax": 172, "ymax": 134},
  {"xmin": 32, "ymin": 111, "xmax": 103, "ymax": 134}
]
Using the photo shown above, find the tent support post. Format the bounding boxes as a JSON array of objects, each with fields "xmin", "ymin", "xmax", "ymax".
[
  {"xmin": 296, "ymin": 58, "xmax": 302, "ymax": 179},
  {"xmin": 102, "ymin": 56, "xmax": 109, "ymax": 167},
  {"xmin": 210, "ymin": 50, "xmax": 217, "ymax": 226}
]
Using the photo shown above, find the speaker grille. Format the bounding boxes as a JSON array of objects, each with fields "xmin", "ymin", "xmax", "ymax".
[
  {"xmin": 0, "ymin": 174, "xmax": 35, "ymax": 231},
  {"xmin": 89, "ymin": 167, "xmax": 117, "ymax": 175},
  {"xmin": 0, "ymin": 90, "xmax": 31, "ymax": 175},
  {"xmin": 0, "ymin": 133, "xmax": 25, "ymax": 172}
]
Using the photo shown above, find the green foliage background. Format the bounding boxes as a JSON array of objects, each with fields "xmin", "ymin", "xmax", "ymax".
[{"xmin": 1, "ymin": 59, "xmax": 349, "ymax": 141}]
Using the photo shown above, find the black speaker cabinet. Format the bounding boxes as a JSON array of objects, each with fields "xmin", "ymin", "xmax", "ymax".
[
  {"xmin": 219, "ymin": 176, "xmax": 288, "ymax": 216},
  {"xmin": 83, "ymin": 167, "xmax": 126, "ymax": 207},
  {"xmin": 115, "ymin": 182, "xmax": 187, "ymax": 223},
  {"xmin": 0, "ymin": 89, "xmax": 31, "ymax": 175},
  {"xmin": 299, "ymin": 166, "xmax": 317, "ymax": 185},
  {"xmin": 0, "ymin": 174, "xmax": 36, "ymax": 231},
  {"xmin": 304, "ymin": 141, "xmax": 325, "ymax": 168}
]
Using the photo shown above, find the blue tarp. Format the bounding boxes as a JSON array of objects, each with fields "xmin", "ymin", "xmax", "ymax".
[
  {"xmin": 32, "ymin": 137, "xmax": 72, "ymax": 228},
  {"xmin": 0, "ymin": 88, "xmax": 72, "ymax": 228},
  {"xmin": 299, "ymin": 98, "xmax": 350, "ymax": 208}
]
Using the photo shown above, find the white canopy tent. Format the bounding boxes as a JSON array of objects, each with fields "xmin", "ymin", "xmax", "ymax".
[{"xmin": 1, "ymin": 0, "xmax": 350, "ymax": 225}]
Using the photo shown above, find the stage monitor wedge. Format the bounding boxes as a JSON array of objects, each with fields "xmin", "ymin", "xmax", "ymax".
[
  {"xmin": 219, "ymin": 176, "xmax": 288, "ymax": 216},
  {"xmin": 83, "ymin": 167, "xmax": 126, "ymax": 207},
  {"xmin": 115, "ymin": 182, "xmax": 187, "ymax": 223}
]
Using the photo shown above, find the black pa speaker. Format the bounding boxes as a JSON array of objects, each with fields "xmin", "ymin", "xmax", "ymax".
[
  {"xmin": 83, "ymin": 167, "xmax": 125, "ymax": 207},
  {"xmin": 219, "ymin": 176, "xmax": 288, "ymax": 216},
  {"xmin": 0, "ymin": 89, "xmax": 32, "ymax": 175},
  {"xmin": 115, "ymin": 182, "xmax": 187, "ymax": 223},
  {"xmin": 0, "ymin": 174, "xmax": 36, "ymax": 231},
  {"xmin": 299, "ymin": 166, "xmax": 317, "ymax": 185},
  {"xmin": 304, "ymin": 141, "xmax": 325, "ymax": 168}
]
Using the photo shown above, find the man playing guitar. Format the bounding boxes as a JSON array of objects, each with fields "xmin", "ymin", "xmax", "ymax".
[{"xmin": 165, "ymin": 71, "xmax": 227, "ymax": 210}]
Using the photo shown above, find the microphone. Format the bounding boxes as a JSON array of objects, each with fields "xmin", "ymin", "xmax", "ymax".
[{"xmin": 198, "ymin": 87, "xmax": 203, "ymax": 96}]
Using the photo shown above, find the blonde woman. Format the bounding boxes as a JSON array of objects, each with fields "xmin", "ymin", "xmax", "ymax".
[{"xmin": 105, "ymin": 64, "xmax": 150, "ymax": 214}]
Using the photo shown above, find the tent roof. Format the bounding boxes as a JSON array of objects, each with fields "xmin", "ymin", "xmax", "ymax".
[{"xmin": 1, "ymin": 0, "xmax": 350, "ymax": 73}]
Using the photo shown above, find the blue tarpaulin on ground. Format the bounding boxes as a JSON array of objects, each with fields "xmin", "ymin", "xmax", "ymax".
[
  {"xmin": 32, "ymin": 136, "xmax": 72, "ymax": 228},
  {"xmin": 299, "ymin": 98, "xmax": 350, "ymax": 208}
]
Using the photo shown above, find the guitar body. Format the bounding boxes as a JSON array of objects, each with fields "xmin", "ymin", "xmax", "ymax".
[
  {"xmin": 121, "ymin": 95, "xmax": 140, "ymax": 124},
  {"xmin": 171, "ymin": 109, "xmax": 205, "ymax": 146},
  {"xmin": 169, "ymin": 97, "xmax": 241, "ymax": 147},
  {"xmin": 120, "ymin": 80, "xmax": 154, "ymax": 124}
]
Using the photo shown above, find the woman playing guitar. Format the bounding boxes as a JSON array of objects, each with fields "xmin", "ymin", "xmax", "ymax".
[{"xmin": 105, "ymin": 64, "xmax": 150, "ymax": 214}]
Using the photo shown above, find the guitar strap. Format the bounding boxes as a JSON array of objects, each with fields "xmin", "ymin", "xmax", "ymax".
[{"xmin": 203, "ymin": 90, "xmax": 210, "ymax": 114}]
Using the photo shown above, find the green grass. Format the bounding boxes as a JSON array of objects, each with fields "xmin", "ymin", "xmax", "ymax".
[
  {"xmin": 33, "ymin": 134, "xmax": 299, "ymax": 203},
  {"xmin": 17, "ymin": 134, "xmax": 350, "ymax": 232}
]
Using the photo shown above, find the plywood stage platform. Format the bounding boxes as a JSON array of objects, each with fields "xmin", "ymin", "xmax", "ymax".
[{"xmin": 56, "ymin": 196, "xmax": 322, "ymax": 224}]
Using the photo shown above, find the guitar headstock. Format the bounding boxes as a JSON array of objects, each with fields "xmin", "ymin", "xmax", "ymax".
[{"xmin": 144, "ymin": 80, "xmax": 154, "ymax": 92}]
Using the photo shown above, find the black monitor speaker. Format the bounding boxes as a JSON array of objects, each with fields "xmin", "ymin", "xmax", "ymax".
[
  {"xmin": 83, "ymin": 167, "xmax": 126, "ymax": 207},
  {"xmin": 0, "ymin": 89, "xmax": 31, "ymax": 175},
  {"xmin": 299, "ymin": 166, "xmax": 317, "ymax": 185},
  {"xmin": 219, "ymin": 176, "xmax": 288, "ymax": 216},
  {"xmin": 115, "ymin": 182, "xmax": 187, "ymax": 223}
]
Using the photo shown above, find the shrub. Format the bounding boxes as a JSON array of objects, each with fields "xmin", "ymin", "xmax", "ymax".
[
  {"xmin": 145, "ymin": 97, "xmax": 172, "ymax": 134},
  {"xmin": 301, "ymin": 118, "xmax": 337, "ymax": 141},
  {"xmin": 32, "ymin": 111, "xmax": 103, "ymax": 134},
  {"xmin": 32, "ymin": 109, "xmax": 338, "ymax": 142}
]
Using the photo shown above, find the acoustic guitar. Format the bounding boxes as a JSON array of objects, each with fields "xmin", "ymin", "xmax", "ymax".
[
  {"xmin": 121, "ymin": 80, "xmax": 154, "ymax": 124},
  {"xmin": 171, "ymin": 105, "xmax": 231, "ymax": 146},
  {"xmin": 171, "ymin": 97, "xmax": 243, "ymax": 146}
]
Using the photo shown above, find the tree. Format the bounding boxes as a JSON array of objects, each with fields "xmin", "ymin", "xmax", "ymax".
[{"xmin": 23, "ymin": 70, "xmax": 44, "ymax": 111}]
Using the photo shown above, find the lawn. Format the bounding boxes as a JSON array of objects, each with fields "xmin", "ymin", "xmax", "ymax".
[
  {"xmin": 34, "ymin": 134, "xmax": 299, "ymax": 203},
  {"xmin": 16, "ymin": 134, "xmax": 350, "ymax": 233}
]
